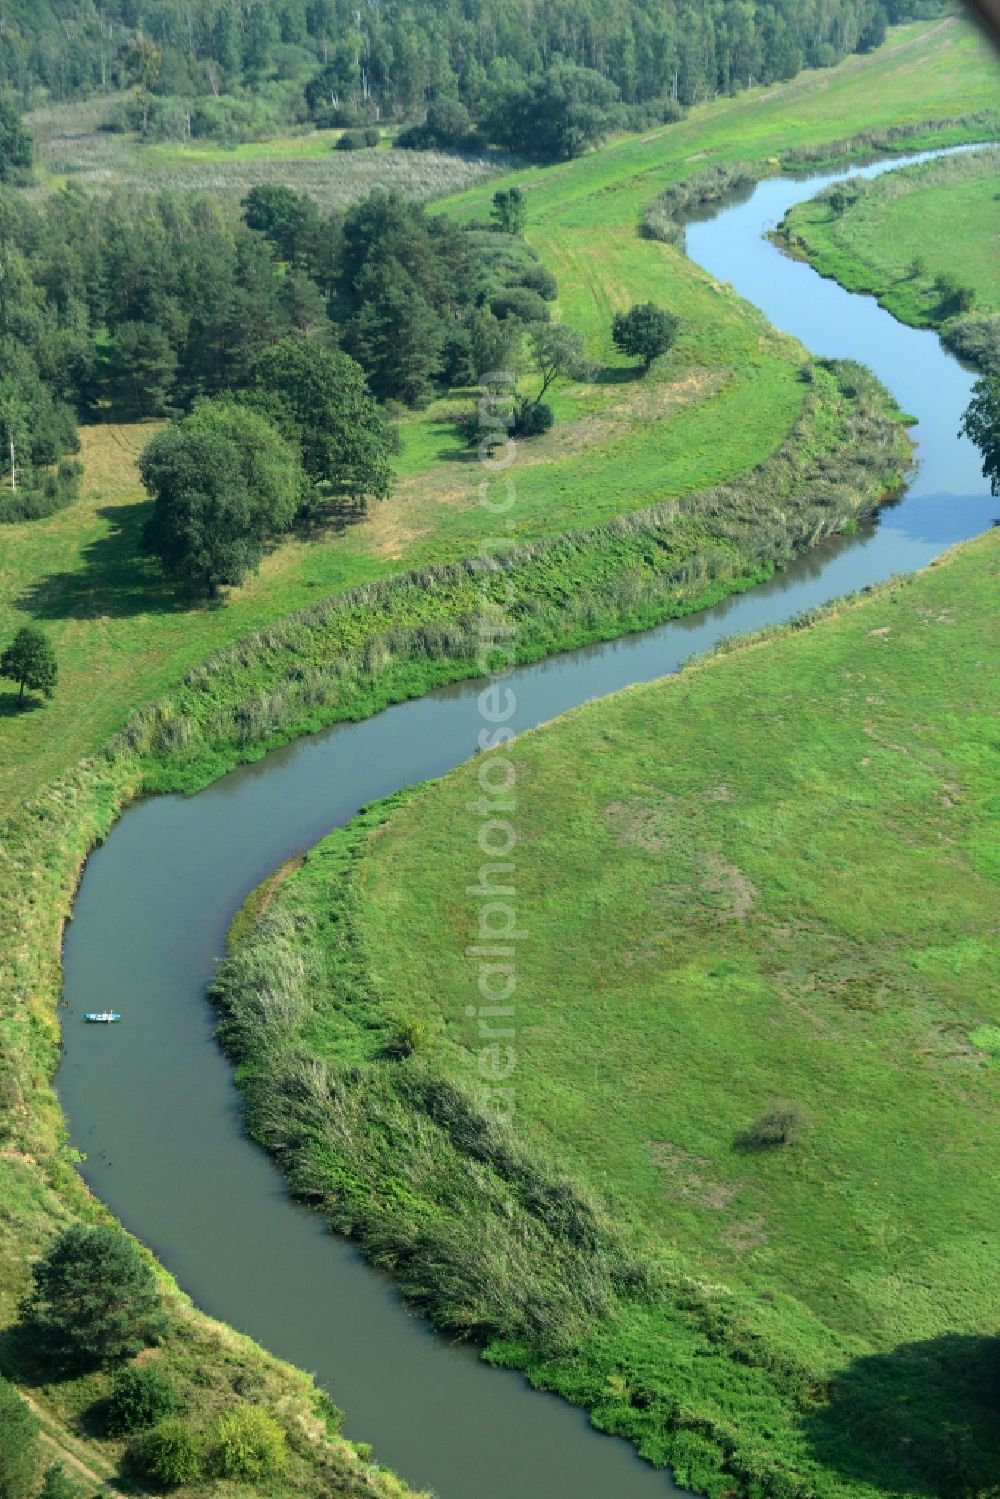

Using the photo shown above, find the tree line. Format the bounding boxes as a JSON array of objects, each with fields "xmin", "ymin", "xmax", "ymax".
[
  {"xmin": 0, "ymin": 175, "xmax": 559, "ymax": 519},
  {"xmin": 1, "ymin": 0, "xmax": 944, "ymax": 141}
]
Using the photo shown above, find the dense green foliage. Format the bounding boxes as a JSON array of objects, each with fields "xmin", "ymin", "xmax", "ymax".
[
  {"xmin": 248, "ymin": 339, "xmax": 394, "ymax": 504},
  {"xmin": 0, "ymin": 96, "xmax": 31, "ymax": 181},
  {"xmin": 612, "ymin": 302, "xmax": 680, "ymax": 369},
  {"xmin": 140, "ymin": 399, "xmax": 303, "ymax": 591},
  {"xmin": 0, "ymin": 177, "xmax": 561, "ymax": 512},
  {"xmin": 0, "ymin": 337, "xmax": 79, "ymax": 518},
  {"xmin": 335, "ymin": 189, "xmax": 550, "ymax": 401},
  {"xmin": 482, "ymin": 64, "xmax": 620, "ymax": 160},
  {"xmin": 21, "ymin": 1224, "xmax": 170, "ymax": 1369},
  {"xmin": 211, "ymin": 1406, "xmax": 288, "ymax": 1482},
  {"xmin": 132, "ymin": 1418, "xmax": 204, "ymax": 1488},
  {"xmin": 0, "ymin": 0, "xmax": 945, "ymax": 136},
  {"xmin": 961, "ymin": 375, "xmax": 1000, "ymax": 496},
  {"xmin": 0, "ymin": 624, "xmax": 57, "ymax": 702},
  {"xmin": 106, "ymin": 1365, "xmax": 182, "ymax": 1436},
  {"xmin": 776, "ymin": 147, "xmax": 1000, "ymax": 367},
  {"xmin": 0, "ymin": 1376, "xmax": 39, "ymax": 1499},
  {"xmin": 214, "ymin": 531, "xmax": 1000, "ymax": 1497},
  {"xmin": 37, "ymin": 1465, "xmax": 83, "ymax": 1499}
]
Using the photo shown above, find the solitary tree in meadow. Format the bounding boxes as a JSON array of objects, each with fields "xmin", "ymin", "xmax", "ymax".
[
  {"xmin": 0, "ymin": 625, "xmax": 57, "ymax": 703},
  {"xmin": 611, "ymin": 303, "xmax": 679, "ymax": 372}
]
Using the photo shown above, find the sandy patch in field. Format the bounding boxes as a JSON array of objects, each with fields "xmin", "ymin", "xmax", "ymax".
[{"xmin": 363, "ymin": 367, "xmax": 725, "ymax": 559}]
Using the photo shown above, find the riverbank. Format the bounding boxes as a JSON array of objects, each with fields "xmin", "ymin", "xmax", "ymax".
[
  {"xmin": 214, "ymin": 529, "xmax": 1000, "ymax": 1498},
  {"xmin": 0, "ymin": 352, "xmax": 909, "ymax": 1494},
  {"xmin": 1, "ymin": 18, "xmax": 997, "ymax": 1493},
  {"xmin": 774, "ymin": 146, "xmax": 1000, "ymax": 368}
]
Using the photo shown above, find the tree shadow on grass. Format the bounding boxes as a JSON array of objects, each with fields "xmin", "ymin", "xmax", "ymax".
[
  {"xmin": 16, "ymin": 503, "xmax": 193, "ymax": 622},
  {"xmin": 0, "ymin": 1320, "xmax": 69, "ymax": 1387},
  {"xmin": 293, "ymin": 495, "xmax": 376, "ymax": 539},
  {"xmin": 596, "ymin": 363, "xmax": 644, "ymax": 385},
  {"xmin": 803, "ymin": 1333, "xmax": 1000, "ymax": 1497},
  {"xmin": 0, "ymin": 689, "xmax": 48, "ymax": 716}
]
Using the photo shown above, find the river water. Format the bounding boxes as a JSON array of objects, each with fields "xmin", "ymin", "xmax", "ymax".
[{"xmin": 58, "ymin": 148, "xmax": 995, "ymax": 1498}]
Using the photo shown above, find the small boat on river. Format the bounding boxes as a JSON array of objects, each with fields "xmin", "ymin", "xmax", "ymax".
[{"xmin": 84, "ymin": 1012, "xmax": 122, "ymax": 1023}]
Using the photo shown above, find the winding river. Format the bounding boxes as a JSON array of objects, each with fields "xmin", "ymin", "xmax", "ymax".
[{"xmin": 58, "ymin": 148, "xmax": 995, "ymax": 1498}]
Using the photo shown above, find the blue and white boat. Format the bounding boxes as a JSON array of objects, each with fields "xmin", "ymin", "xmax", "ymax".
[{"xmin": 84, "ymin": 1012, "xmax": 122, "ymax": 1023}]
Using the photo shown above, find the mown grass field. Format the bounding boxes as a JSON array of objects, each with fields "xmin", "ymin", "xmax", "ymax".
[
  {"xmin": 778, "ymin": 146, "xmax": 1000, "ymax": 329},
  {"xmin": 4, "ymin": 16, "xmax": 997, "ymax": 812},
  {"xmin": 236, "ymin": 529, "xmax": 1000, "ymax": 1496}
]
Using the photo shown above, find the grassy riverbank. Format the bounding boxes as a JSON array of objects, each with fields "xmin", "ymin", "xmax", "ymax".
[
  {"xmin": 215, "ymin": 530, "xmax": 1000, "ymax": 1498},
  {"xmin": 775, "ymin": 146, "xmax": 1000, "ymax": 363},
  {"xmin": 0, "ymin": 16, "xmax": 996, "ymax": 1494}
]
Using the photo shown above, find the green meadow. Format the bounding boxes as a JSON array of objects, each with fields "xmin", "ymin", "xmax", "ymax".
[
  {"xmin": 778, "ymin": 146, "xmax": 1000, "ymax": 332},
  {"xmin": 220, "ymin": 529, "xmax": 1000, "ymax": 1497},
  {"xmin": 2, "ymin": 15, "xmax": 999, "ymax": 1493}
]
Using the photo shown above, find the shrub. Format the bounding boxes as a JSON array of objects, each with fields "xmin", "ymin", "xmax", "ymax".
[
  {"xmin": 970, "ymin": 1026, "xmax": 1000, "ymax": 1057},
  {"xmin": 384, "ymin": 1017, "xmax": 430, "ymax": 1058},
  {"xmin": 942, "ymin": 314, "xmax": 1000, "ymax": 374},
  {"xmin": 107, "ymin": 1364, "xmax": 181, "ymax": 1435},
  {"xmin": 738, "ymin": 1102, "xmax": 809, "ymax": 1148},
  {"xmin": 397, "ymin": 98, "xmax": 475, "ymax": 153},
  {"xmin": 0, "ymin": 1377, "xmax": 39, "ymax": 1499},
  {"xmin": 935, "ymin": 272, "xmax": 975, "ymax": 318},
  {"xmin": 363, "ymin": 127, "xmax": 380, "ymax": 148},
  {"xmin": 38, "ymin": 1465, "xmax": 81, "ymax": 1499},
  {"xmin": 336, "ymin": 130, "xmax": 362, "ymax": 151},
  {"xmin": 133, "ymin": 1419, "xmax": 203, "ymax": 1488},
  {"xmin": 513, "ymin": 399, "xmax": 555, "ymax": 438},
  {"xmin": 211, "ymin": 1406, "xmax": 287, "ymax": 1481},
  {"xmin": 488, "ymin": 287, "xmax": 550, "ymax": 325}
]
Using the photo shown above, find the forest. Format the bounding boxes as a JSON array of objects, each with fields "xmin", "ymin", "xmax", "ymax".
[
  {"xmin": 0, "ymin": 174, "xmax": 561, "ymax": 522},
  {"xmin": 1, "ymin": 0, "xmax": 945, "ymax": 134}
]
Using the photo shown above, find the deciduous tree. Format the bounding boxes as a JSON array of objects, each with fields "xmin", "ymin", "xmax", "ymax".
[
  {"xmin": 249, "ymin": 339, "xmax": 394, "ymax": 505},
  {"xmin": 0, "ymin": 625, "xmax": 57, "ymax": 702},
  {"xmin": 528, "ymin": 323, "xmax": 595, "ymax": 402},
  {"xmin": 960, "ymin": 374, "xmax": 1000, "ymax": 496},
  {"xmin": 611, "ymin": 302, "xmax": 680, "ymax": 371},
  {"xmin": 140, "ymin": 399, "xmax": 302, "ymax": 593}
]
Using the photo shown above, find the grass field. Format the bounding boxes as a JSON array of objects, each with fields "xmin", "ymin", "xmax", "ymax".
[
  {"xmin": 777, "ymin": 146, "xmax": 1000, "ymax": 332},
  {"xmin": 1, "ymin": 17, "xmax": 998, "ymax": 1495},
  {"xmin": 221, "ymin": 529, "xmax": 1000, "ymax": 1497}
]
